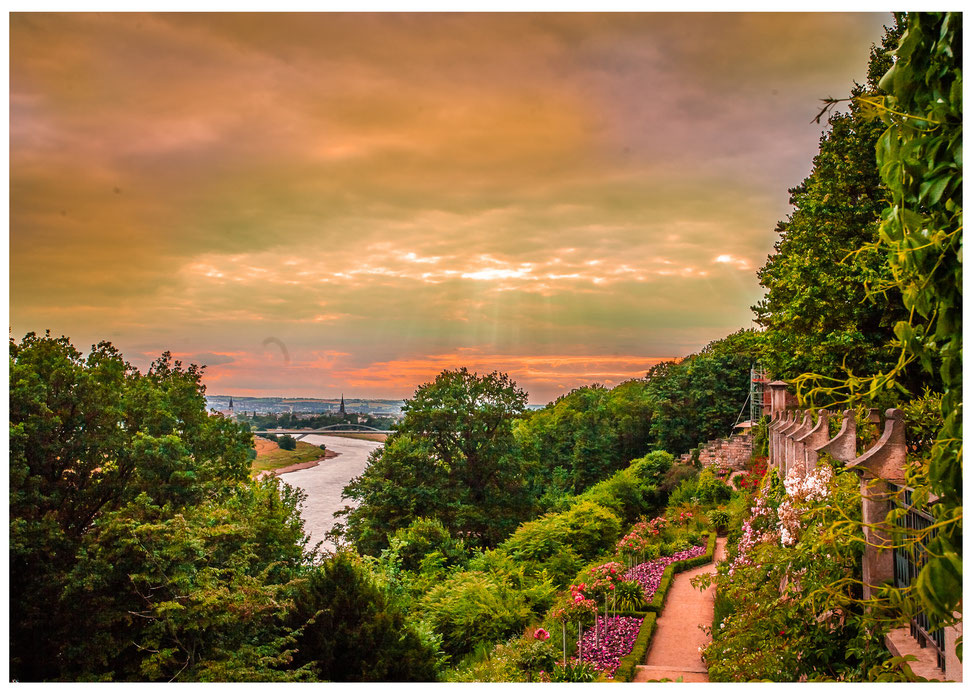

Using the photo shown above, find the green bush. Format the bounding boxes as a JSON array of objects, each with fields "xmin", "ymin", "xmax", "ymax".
[
  {"xmin": 708, "ymin": 509, "xmax": 730, "ymax": 532},
  {"xmin": 696, "ymin": 467, "xmax": 732, "ymax": 505},
  {"xmin": 419, "ymin": 569, "xmax": 551, "ymax": 661},
  {"xmin": 287, "ymin": 551, "xmax": 443, "ymax": 681},
  {"xmin": 277, "ymin": 434, "xmax": 296, "ymax": 451},
  {"xmin": 388, "ymin": 517, "xmax": 466, "ymax": 573},
  {"xmin": 667, "ymin": 472, "xmax": 699, "ymax": 507},
  {"xmin": 503, "ymin": 500, "xmax": 621, "ymax": 566},
  {"xmin": 616, "ymin": 580, "xmax": 645, "ymax": 612}
]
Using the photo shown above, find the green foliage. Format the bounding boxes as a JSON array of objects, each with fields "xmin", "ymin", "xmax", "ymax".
[
  {"xmin": 8, "ymin": 333, "xmax": 308, "ymax": 681},
  {"xmin": 340, "ymin": 368, "xmax": 531, "ymax": 553},
  {"xmin": 708, "ymin": 509, "xmax": 731, "ymax": 531},
  {"xmin": 418, "ymin": 563, "xmax": 554, "ymax": 661},
  {"xmin": 276, "ymin": 434, "xmax": 297, "ymax": 451},
  {"xmin": 696, "ymin": 467, "xmax": 732, "ymax": 506},
  {"xmin": 286, "ymin": 551, "xmax": 443, "ymax": 681},
  {"xmin": 866, "ymin": 12, "xmax": 962, "ymax": 629},
  {"xmin": 513, "ymin": 379, "xmax": 656, "ymax": 497},
  {"xmin": 616, "ymin": 580, "xmax": 646, "ymax": 612},
  {"xmin": 550, "ymin": 659, "xmax": 601, "ymax": 682},
  {"xmin": 387, "ymin": 517, "xmax": 467, "ymax": 574},
  {"xmin": 646, "ymin": 330, "xmax": 761, "ymax": 454},
  {"xmin": 502, "ymin": 500, "xmax": 621, "ymax": 568}
]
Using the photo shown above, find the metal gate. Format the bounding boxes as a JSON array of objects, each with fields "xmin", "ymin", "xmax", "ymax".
[{"xmin": 888, "ymin": 482, "xmax": 946, "ymax": 672}]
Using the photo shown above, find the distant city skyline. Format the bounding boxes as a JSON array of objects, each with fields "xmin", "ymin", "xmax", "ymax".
[{"xmin": 10, "ymin": 12, "xmax": 893, "ymax": 402}]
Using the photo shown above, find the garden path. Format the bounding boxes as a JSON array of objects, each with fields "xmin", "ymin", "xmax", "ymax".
[{"xmin": 632, "ymin": 536, "xmax": 727, "ymax": 682}]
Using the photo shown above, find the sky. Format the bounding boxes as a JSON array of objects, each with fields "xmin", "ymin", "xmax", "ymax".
[{"xmin": 9, "ymin": 11, "xmax": 895, "ymax": 403}]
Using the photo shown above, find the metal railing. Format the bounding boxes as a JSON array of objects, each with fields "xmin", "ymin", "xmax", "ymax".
[{"xmin": 888, "ymin": 482, "xmax": 946, "ymax": 673}]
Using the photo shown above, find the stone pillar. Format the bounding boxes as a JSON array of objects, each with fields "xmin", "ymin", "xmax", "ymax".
[
  {"xmin": 786, "ymin": 413, "xmax": 812, "ymax": 479},
  {"xmin": 771, "ymin": 410, "xmax": 793, "ymax": 476},
  {"xmin": 846, "ymin": 408, "xmax": 906, "ymax": 600},
  {"xmin": 768, "ymin": 380, "xmax": 788, "ymax": 414},
  {"xmin": 768, "ymin": 410, "xmax": 785, "ymax": 470},
  {"xmin": 777, "ymin": 411, "xmax": 802, "ymax": 478}
]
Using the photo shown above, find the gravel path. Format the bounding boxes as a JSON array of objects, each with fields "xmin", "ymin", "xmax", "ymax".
[{"xmin": 632, "ymin": 536, "xmax": 727, "ymax": 682}]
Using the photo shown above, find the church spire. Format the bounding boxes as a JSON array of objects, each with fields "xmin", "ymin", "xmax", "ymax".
[{"xmin": 339, "ymin": 394, "xmax": 346, "ymax": 416}]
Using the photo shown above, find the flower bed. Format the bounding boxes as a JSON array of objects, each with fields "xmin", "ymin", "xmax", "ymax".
[
  {"xmin": 576, "ymin": 615, "xmax": 644, "ymax": 676},
  {"xmin": 623, "ymin": 545, "xmax": 707, "ymax": 600}
]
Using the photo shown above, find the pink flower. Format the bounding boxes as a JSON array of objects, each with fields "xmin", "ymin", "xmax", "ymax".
[
  {"xmin": 574, "ymin": 594, "xmax": 584, "ymax": 603},
  {"xmin": 534, "ymin": 628, "xmax": 550, "ymax": 640}
]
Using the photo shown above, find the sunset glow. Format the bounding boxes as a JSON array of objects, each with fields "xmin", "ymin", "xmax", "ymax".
[{"xmin": 9, "ymin": 11, "xmax": 891, "ymax": 402}]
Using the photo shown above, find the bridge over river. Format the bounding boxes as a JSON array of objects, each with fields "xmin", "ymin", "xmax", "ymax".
[{"xmin": 263, "ymin": 423, "xmax": 394, "ymax": 439}]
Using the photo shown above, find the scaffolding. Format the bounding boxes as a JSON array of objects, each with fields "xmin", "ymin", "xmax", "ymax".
[{"xmin": 750, "ymin": 364, "xmax": 766, "ymax": 423}]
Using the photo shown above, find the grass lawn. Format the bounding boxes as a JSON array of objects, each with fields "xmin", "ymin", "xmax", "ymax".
[{"xmin": 250, "ymin": 436, "xmax": 328, "ymax": 476}]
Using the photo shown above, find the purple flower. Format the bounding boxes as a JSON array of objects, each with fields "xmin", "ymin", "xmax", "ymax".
[{"xmin": 576, "ymin": 615, "xmax": 644, "ymax": 677}]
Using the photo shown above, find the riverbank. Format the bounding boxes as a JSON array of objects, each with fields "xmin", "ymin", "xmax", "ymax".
[
  {"xmin": 250, "ymin": 435, "xmax": 339, "ymax": 479},
  {"xmin": 254, "ymin": 449, "xmax": 340, "ymax": 480}
]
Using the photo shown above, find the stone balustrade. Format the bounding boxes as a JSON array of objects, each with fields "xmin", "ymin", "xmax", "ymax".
[{"xmin": 765, "ymin": 399, "xmax": 960, "ymax": 680}]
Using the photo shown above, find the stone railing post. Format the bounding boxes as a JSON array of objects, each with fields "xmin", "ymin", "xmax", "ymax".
[
  {"xmin": 772, "ymin": 410, "xmax": 798, "ymax": 477},
  {"xmin": 815, "ymin": 409, "xmax": 857, "ymax": 466},
  {"xmin": 798, "ymin": 409, "xmax": 831, "ymax": 475},
  {"xmin": 846, "ymin": 408, "xmax": 906, "ymax": 600},
  {"xmin": 786, "ymin": 412, "xmax": 812, "ymax": 479},
  {"xmin": 768, "ymin": 410, "xmax": 785, "ymax": 471}
]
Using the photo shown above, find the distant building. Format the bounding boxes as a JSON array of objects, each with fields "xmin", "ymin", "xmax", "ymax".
[{"xmin": 339, "ymin": 394, "xmax": 346, "ymax": 416}]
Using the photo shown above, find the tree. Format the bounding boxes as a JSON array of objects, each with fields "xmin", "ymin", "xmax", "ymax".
[
  {"xmin": 340, "ymin": 368, "xmax": 530, "ymax": 553},
  {"xmin": 9, "ymin": 332, "xmax": 309, "ymax": 680},
  {"xmin": 645, "ymin": 329, "xmax": 761, "ymax": 455},
  {"xmin": 513, "ymin": 380, "xmax": 656, "ymax": 499},
  {"xmin": 751, "ymin": 20, "xmax": 921, "ymax": 397},
  {"xmin": 286, "ymin": 551, "xmax": 443, "ymax": 681}
]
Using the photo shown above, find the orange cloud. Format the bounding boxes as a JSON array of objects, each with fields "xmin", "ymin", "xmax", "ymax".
[{"xmin": 330, "ymin": 350, "xmax": 676, "ymax": 402}]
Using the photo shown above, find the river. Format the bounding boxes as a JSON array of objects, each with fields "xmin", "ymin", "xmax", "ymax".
[{"xmin": 277, "ymin": 435, "xmax": 383, "ymax": 551}]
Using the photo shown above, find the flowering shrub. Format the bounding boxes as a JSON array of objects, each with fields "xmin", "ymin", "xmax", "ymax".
[
  {"xmin": 585, "ymin": 561, "xmax": 625, "ymax": 598},
  {"xmin": 549, "ymin": 584, "xmax": 598, "ymax": 625},
  {"xmin": 730, "ymin": 492, "xmax": 777, "ymax": 570},
  {"xmin": 617, "ymin": 516, "xmax": 668, "ymax": 553},
  {"xmin": 576, "ymin": 615, "xmax": 643, "ymax": 677},
  {"xmin": 739, "ymin": 456, "xmax": 769, "ymax": 492},
  {"xmin": 702, "ymin": 464, "xmax": 904, "ymax": 681},
  {"xmin": 777, "ymin": 463, "xmax": 833, "ymax": 546}
]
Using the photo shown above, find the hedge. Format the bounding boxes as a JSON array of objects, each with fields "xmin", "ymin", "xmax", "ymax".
[
  {"xmin": 610, "ymin": 532, "xmax": 718, "ymax": 682},
  {"xmin": 609, "ymin": 612, "xmax": 658, "ymax": 682},
  {"xmin": 648, "ymin": 532, "xmax": 717, "ymax": 613}
]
